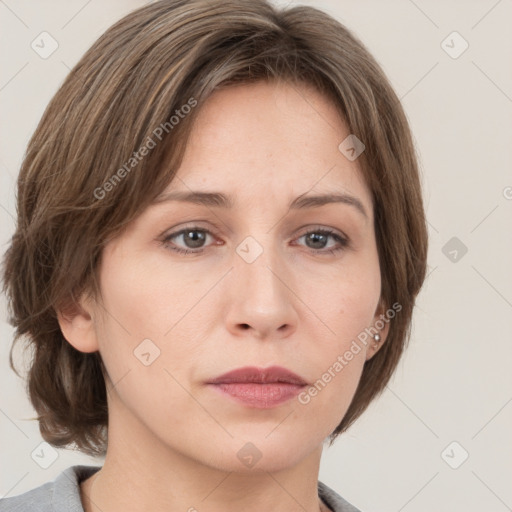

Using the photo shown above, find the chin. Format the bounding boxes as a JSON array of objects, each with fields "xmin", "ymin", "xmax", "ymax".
[{"xmin": 201, "ymin": 434, "xmax": 319, "ymax": 474}]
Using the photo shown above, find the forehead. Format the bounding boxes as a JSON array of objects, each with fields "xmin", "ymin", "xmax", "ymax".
[{"xmin": 161, "ymin": 80, "xmax": 373, "ymax": 218}]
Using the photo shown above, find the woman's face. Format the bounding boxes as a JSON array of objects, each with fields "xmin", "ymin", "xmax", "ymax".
[{"xmin": 64, "ymin": 80, "xmax": 387, "ymax": 472}]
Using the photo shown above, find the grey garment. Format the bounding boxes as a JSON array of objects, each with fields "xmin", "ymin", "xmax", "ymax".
[
  {"xmin": 0, "ymin": 465, "xmax": 362, "ymax": 512},
  {"xmin": 0, "ymin": 466, "xmax": 99, "ymax": 512}
]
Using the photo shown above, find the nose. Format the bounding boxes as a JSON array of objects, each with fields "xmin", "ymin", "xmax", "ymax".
[{"xmin": 224, "ymin": 242, "xmax": 298, "ymax": 340}]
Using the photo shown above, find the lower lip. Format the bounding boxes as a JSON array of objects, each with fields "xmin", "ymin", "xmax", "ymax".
[{"xmin": 208, "ymin": 382, "xmax": 306, "ymax": 408}]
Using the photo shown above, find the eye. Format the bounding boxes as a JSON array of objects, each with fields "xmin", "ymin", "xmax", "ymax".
[
  {"xmin": 295, "ymin": 228, "xmax": 349, "ymax": 255},
  {"xmin": 161, "ymin": 227, "xmax": 216, "ymax": 255}
]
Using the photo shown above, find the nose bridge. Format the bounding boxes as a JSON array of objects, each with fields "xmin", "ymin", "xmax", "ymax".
[
  {"xmin": 236, "ymin": 232, "xmax": 284, "ymax": 303},
  {"xmin": 225, "ymin": 231, "xmax": 297, "ymax": 337}
]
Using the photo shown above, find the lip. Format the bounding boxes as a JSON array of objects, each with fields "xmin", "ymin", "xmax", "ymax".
[
  {"xmin": 206, "ymin": 365, "xmax": 309, "ymax": 386},
  {"xmin": 206, "ymin": 366, "xmax": 308, "ymax": 409}
]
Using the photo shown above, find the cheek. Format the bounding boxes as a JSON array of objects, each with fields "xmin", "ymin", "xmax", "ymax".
[
  {"xmin": 294, "ymin": 338, "xmax": 367, "ymax": 439},
  {"xmin": 296, "ymin": 292, "xmax": 373, "ymax": 432},
  {"xmin": 338, "ymin": 244, "xmax": 381, "ymax": 327},
  {"xmin": 97, "ymin": 243, "xmax": 195, "ymax": 340},
  {"xmin": 295, "ymin": 253, "xmax": 380, "ymax": 418},
  {"xmin": 93, "ymin": 255, "xmax": 199, "ymax": 428},
  {"xmin": 94, "ymin": 246, "xmax": 207, "ymax": 389},
  {"xmin": 308, "ymin": 249, "xmax": 381, "ymax": 348}
]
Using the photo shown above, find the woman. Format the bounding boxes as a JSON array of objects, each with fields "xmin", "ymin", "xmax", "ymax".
[{"xmin": 0, "ymin": 0, "xmax": 428, "ymax": 511}]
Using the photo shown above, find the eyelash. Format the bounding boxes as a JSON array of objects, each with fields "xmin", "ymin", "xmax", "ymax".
[{"xmin": 161, "ymin": 226, "xmax": 350, "ymax": 256}]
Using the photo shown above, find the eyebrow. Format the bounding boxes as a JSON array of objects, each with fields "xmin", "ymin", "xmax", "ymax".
[{"xmin": 151, "ymin": 190, "xmax": 368, "ymax": 219}]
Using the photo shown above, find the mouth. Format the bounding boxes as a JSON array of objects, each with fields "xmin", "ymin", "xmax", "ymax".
[{"xmin": 206, "ymin": 366, "xmax": 308, "ymax": 409}]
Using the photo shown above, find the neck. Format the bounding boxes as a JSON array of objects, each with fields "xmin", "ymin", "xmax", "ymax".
[{"xmin": 80, "ymin": 396, "xmax": 331, "ymax": 512}]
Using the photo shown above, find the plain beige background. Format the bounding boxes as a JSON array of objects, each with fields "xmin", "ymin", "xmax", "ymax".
[{"xmin": 1, "ymin": 1, "xmax": 511, "ymax": 511}]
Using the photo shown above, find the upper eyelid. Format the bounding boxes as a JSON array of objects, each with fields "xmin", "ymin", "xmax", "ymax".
[
  {"xmin": 163, "ymin": 225, "xmax": 348, "ymax": 244},
  {"xmin": 163, "ymin": 224, "xmax": 220, "ymax": 241},
  {"xmin": 163, "ymin": 222, "xmax": 345, "ymax": 235}
]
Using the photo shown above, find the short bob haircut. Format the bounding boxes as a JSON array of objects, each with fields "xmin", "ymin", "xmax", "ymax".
[{"xmin": 2, "ymin": 0, "xmax": 428, "ymax": 457}]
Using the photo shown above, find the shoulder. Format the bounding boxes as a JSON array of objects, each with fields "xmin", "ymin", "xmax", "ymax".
[
  {"xmin": 0, "ymin": 465, "xmax": 101, "ymax": 512},
  {"xmin": 318, "ymin": 480, "xmax": 363, "ymax": 512}
]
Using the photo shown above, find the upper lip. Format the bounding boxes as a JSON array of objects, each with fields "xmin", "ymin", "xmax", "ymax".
[{"xmin": 207, "ymin": 366, "xmax": 308, "ymax": 386}]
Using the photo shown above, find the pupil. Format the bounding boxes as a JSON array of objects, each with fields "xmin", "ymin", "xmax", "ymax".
[
  {"xmin": 185, "ymin": 230, "xmax": 205, "ymax": 248},
  {"xmin": 308, "ymin": 233, "xmax": 326, "ymax": 249}
]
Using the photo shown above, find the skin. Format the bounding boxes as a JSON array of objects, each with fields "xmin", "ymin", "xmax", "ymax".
[{"xmin": 58, "ymin": 80, "xmax": 389, "ymax": 512}]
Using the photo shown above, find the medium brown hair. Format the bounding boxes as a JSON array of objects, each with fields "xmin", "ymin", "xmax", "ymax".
[{"xmin": 2, "ymin": 0, "xmax": 428, "ymax": 456}]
